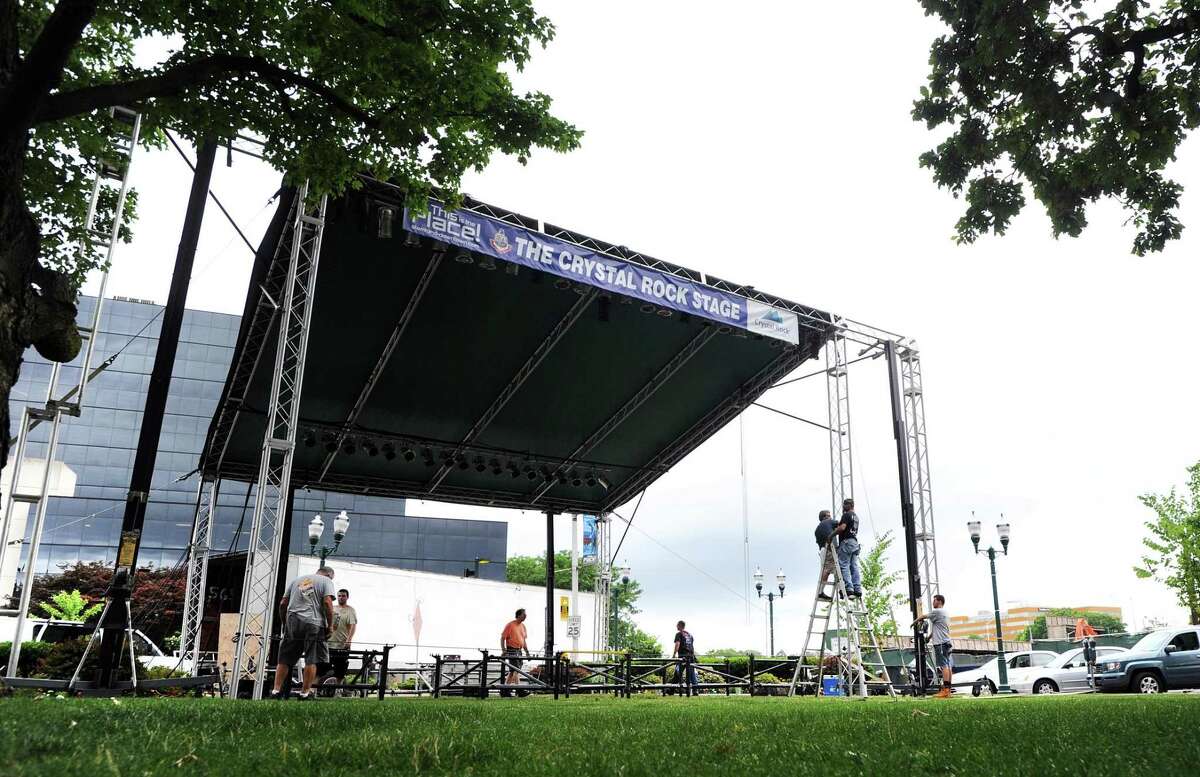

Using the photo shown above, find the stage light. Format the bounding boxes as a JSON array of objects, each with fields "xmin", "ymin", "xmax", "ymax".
[
  {"xmin": 573, "ymin": 283, "xmax": 589, "ymax": 295},
  {"xmin": 554, "ymin": 278, "xmax": 571, "ymax": 290},
  {"xmin": 505, "ymin": 263, "xmax": 519, "ymax": 276},
  {"xmin": 570, "ymin": 470, "xmax": 582, "ymax": 487},
  {"xmin": 640, "ymin": 303, "xmax": 655, "ymax": 314},
  {"xmin": 585, "ymin": 472, "xmax": 597, "ymax": 487},
  {"xmin": 402, "ymin": 447, "xmax": 416, "ymax": 462},
  {"xmin": 381, "ymin": 441, "xmax": 396, "ymax": 461},
  {"xmin": 524, "ymin": 465, "xmax": 537, "ymax": 480},
  {"xmin": 455, "ymin": 249, "xmax": 473, "ymax": 264},
  {"xmin": 342, "ymin": 437, "xmax": 357, "ymax": 455},
  {"xmin": 302, "ymin": 429, "xmax": 317, "ymax": 447},
  {"xmin": 474, "ymin": 456, "xmax": 487, "ymax": 472},
  {"xmin": 507, "ymin": 462, "xmax": 521, "ymax": 478},
  {"xmin": 364, "ymin": 439, "xmax": 379, "ymax": 457},
  {"xmin": 477, "ymin": 254, "xmax": 496, "ymax": 270},
  {"xmin": 403, "ymin": 231, "xmax": 421, "ymax": 248},
  {"xmin": 456, "ymin": 454, "xmax": 469, "ymax": 470},
  {"xmin": 322, "ymin": 433, "xmax": 338, "ymax": 452},
  {"xmin": 556, "ymin": 472, "xmax": 568, "ymax": 485},
  {"xmin": 656, "ymin": 308, "xmax": 673, "ymax": 318},
  {"xmin": 490, "ymin": 458, "xmax": 503, "ymax": 475},
  {"xmin": 732, "ymin": 328, "xmax": 748, "ymax": 339},
  {"xmin": 717, "ymin": 325, "xmax": 731, "ymax": 334},
  {"xmin": 538, "ymin": 465, "xmax": 552, "ymax": 481},
  {"xmin": 422, "ymin": 447, "xmax": 436, "ymax": 466},
  {"xmin": 377, "ymin": 205, "xmax": 395, "ymax": 238}
]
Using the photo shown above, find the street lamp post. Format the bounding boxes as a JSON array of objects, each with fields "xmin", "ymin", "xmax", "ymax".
[
  {"xmin": 753, "ymin": 567, "xmax": 786, "ymax": 656},
  {"xmin": 968, "ymin": 513, "xmax": 1012, "ymax": 693},
  {"xmin": 308, "ymin": 509, "xmax": 351, "ymax": 565}
]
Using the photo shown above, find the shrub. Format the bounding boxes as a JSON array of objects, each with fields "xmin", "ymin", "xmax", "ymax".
[{"xmin": 0, "ymin": 641, "xmax": 54, "ymax": 675}]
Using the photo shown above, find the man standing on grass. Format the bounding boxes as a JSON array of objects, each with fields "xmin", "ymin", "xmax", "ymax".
[
  {"xmin": 814, "ymin": 509, "xmax": 838, "ymax": 601},
  {"xmin": 672, "ymin": 620, "xmax": 697, "ymax": 688},
  {"xmin": 327, "ymin": 588, "xmax": 357, "ymax": 681},
  {"xmin": 913, "ymin": 593, "xmax": 953, "ymax": 698},
  {"xmin": 271, "ymin": 566, "xmax": 336, "ymax": 700},
  {"xmin": 834, "ymin": 498, "xmax": 862, "ymax": 598},
  {"xmin": 500, "ymin": 608, "xmax": 529, "ymax": 698}
]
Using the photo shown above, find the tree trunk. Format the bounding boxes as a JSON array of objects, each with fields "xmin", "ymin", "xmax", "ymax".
[{"xmin": 0, "ymin": 136, "xmax": 82, "ymax": 498}]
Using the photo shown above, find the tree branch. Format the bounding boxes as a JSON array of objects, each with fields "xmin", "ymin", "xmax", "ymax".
[
  {"xmin": 0, "ymin": 0, "xmax": 98, "ymax": 138},
  {"xmin": 34, "ymin": 54, "xmax": 379, "ymax": 129},
  {"xmin": 1126, "ymin": 11, "xmax": 1200, "ymax": 48}
]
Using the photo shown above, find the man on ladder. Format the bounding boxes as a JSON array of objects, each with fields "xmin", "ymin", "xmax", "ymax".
[
  {"xmin": 814, "ymin": 510, "xmax": 837, "ymax": 601},
  {"xmin": 833, "ymin": 498, "xmax": 862, "ymax": 599}
]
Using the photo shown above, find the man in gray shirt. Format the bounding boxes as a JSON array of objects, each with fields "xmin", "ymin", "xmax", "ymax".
[
  {"xmin": 270, "ymin": 566, "xmax": 336, "ymax": 700},
  {"xmin": 913, "ymin": 593, "xmax": 953, "ymax": 698}
]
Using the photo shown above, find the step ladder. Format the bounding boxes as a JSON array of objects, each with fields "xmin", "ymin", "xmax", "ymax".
[
  {"xmin": 789, "ymin": 542, "xmax": 895, "ymax": 698},
  {"xmin": 1, "ymin": 107, "xmax": 141, "ymax": 678}
]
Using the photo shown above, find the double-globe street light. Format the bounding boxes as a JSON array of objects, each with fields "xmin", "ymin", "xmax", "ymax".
[
  {"xmin": 308, "ymin": 509, "xmax": 351, "ymax": 565},
  {"xmin": 968, "ymin": 513, "xmax": 1012, "ymax": 693},
  {"xmin": 753, "ymin": 567, "xmax": 786, "ymax": 657}
]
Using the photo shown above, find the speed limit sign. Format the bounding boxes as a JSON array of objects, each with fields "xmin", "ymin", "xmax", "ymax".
[{"xmin": 567, "ymin": 615, "xmax": 582, "ymax": 638}]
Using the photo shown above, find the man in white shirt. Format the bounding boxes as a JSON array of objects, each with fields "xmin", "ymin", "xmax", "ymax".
[{"xmin": 913, "ymin": 593, "xmax": 953, "ymax": 698}]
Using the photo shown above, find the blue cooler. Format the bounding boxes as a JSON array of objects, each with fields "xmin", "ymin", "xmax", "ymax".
[{"xmin": 822, "ymin": 677, "xmax": 843, "ymax": 696}]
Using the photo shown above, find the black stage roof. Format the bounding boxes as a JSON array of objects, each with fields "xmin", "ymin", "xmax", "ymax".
[{"xmin": 200, "ymin": 181, "xmax": 836, "ymax": 514}]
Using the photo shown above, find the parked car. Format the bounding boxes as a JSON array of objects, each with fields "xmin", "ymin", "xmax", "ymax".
[
  {"xmin": 1009, "ymin": 645, "xmax": 1128, "ymax": 694},
  {"xmin": 0, "ymin": 617, "xmax": 190, "ymax": 674},
  {"xmin": 1096, "ymin": 626, "xmax": 1200, "ymax": 694},
  {"xmin": 952, "ymin": 650, "xmax": 1059, "ymax": 696}
]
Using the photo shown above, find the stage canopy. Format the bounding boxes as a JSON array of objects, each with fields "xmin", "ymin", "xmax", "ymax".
[{"xmin": 199, "ymin": 179, "xmax": 836, "ymax": 514}]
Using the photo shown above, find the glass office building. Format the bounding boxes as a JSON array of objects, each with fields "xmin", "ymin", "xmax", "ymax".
[{"xmin": 4, "ymin": 296, "xmax": 506, "ymax": 588}]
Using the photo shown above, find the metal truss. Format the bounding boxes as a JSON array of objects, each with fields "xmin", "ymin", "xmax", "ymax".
[
  {"xmin": 201, "ymin": 196, "xmax": 299, "ymax": 476},
  {"xmin": 1, "ymin": 109, "xmax": 140, "ymax": 678},
  {"xmin": 179, "ymin": 478, "xmax": 219, "ymax": 673},
  {"xmin": 899, "ymin": 344, "xmax": 939, "ymax": 610},
  {"xmin": 826, "ymin": 325, "xmax": 853, "ymax": 514},
  {"xmin": 317, "ymin": 247, "xmax": 445, "ymax": 482},
  {"xmin": 231, "ymin": 183, "xmax": 327, "ymax": 700},
  {"xmin": 529, "ymin": 327, "xmax": 718, "ymax": 505},
  {"xmin": 426, "ymin": 289, "xmax": 599, "ymax": 495}
]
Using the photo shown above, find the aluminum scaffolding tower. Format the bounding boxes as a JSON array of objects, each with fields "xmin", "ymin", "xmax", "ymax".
[
  {"xmin": 898, "ymin": 343, "xmax": 939, "ymax": 611},
  {"xmin": 179, "ymin": 477, "xmax": 219, "ymax": 673},
  {"xmin": 825, "ymin": 323, "xmax": 853, "ymax": 514},
  {"xmin": 1, "ymin": 108, "xmax": 141, "ymax": 677},
  {"xmin": 230, "ymin": 183, "xmax": 327, "ymax": 700}
]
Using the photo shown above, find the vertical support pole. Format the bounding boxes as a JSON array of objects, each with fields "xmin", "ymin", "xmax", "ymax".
[
  {"xmin": 432, "ymin": 655, "xmax": 443, "ymax": 698},
  {"xmin": 826, "ymin": 324, "xmax": 853, "ymax": 514},
  {"xmin": 232, "ymin": 184, "xmax": 327, "ymax": 700},
  {"xmin": 885, "ymin": 340, "xmax": 927, "ymax": 694},
  {"xmin": 768, "ymin": 595, "xmax": 775, "ymax": 657},
  {"xmin": 990, "ymin": 549, "xmax": 1010, "ymax": 692},
  {"xmin": 98, "ymin": 140, "xmax": 218, "ymax": 685},
  {"xmin": 899, "ymin": 345, "xmax": 940, "ymax": 611},
  {"xmin": 379, "ymin": 645, "xmax": 391, "ymax": 700},
  {"xmin": 181, "ymin": 478, "xmax": 219, "ymax": 674},
  {"xmin": 4, "ymin": 409, "xmax": 64, "ymax": 677},
  {"xmin": 571, "ymin": 514, "xmax": 579, "ymax": 654},
  {"xmin": 479, "ymin": 649, "xmax": 489, "ymax": 699},
  {"xmin": 544, "ymin": 511, "xmax": 555, "ymax": 678}
]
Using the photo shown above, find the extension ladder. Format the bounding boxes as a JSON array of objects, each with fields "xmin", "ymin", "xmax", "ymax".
[
  {"xmin": 0, "ymin": 107, "xmax": 141, "ymax": 677},
  {"xmin": 789, "ymin": 542, "xmax": 895, "ymax": 698}
]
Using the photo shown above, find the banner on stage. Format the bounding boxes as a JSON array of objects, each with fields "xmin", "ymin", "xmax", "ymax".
[
  {"xmin": 403, "ymin": 202, "xmax": 801, "ymax": 345},
  {"xmin": 582, "ymin": 515, "xmax": 598, "ymax": 561}
]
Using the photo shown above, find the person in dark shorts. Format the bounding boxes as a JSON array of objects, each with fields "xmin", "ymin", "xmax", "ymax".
[
  {"xmin": 270, "ymin": 566, "xmax": 336, "ymax": 700},
  {"xmin": 913, "ymin": 593, "xmax": 953, "ymax": 698},
  {"xmin": 672, "ymin": 620, "xmax": 697, "ymax": 687},
  {"xmin": 500, "ymin": 608, "xmax": 529, "ymax": 697},
  {"xmin": 814, "ymin": 509, "xmax": 837, "ymax": 601}
]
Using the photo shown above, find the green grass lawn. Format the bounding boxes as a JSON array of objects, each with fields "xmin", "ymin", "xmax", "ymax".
[{"xmin": 2, "ymin": 693, "xmax": 1197, "ymax": 776}]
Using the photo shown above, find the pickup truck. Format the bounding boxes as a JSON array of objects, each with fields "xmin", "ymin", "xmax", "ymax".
[{"xmin": 0, "ymin": 617, "xmax": 193, "ymax": 674}]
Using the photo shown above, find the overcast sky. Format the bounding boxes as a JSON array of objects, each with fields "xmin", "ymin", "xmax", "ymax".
[{"xmin": 86, "ymin": 2, "xmax": 1199, "ymax": 653}]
